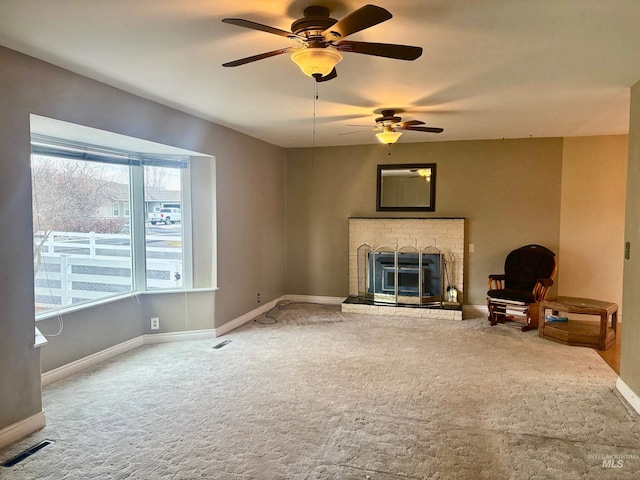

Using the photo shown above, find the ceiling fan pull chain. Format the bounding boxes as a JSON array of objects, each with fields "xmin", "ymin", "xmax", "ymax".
[{"xmin": 312, "ymin": 81, "xmax": 318, "ymax": 165}]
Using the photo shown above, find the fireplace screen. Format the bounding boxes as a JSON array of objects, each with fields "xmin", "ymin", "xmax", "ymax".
[{"xmin": 357, "ymin": 245, "xmax": 443, "ymax": 306}]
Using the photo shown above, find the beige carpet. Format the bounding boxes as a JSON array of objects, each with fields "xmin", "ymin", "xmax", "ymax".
[{"xmin": 1, "ymin": 303, "xmax": 639, "ymax": 479}]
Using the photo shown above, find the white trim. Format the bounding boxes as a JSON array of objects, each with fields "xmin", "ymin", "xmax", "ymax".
[
  {"xmin": 41, "ymin": 330, "xmax": 220, "ymax": 386},
  {"xmin": 41, "ymin": 294, "xmax": 467, "ymax": 388},
  {"xmin": 41, "ymin": 336, "xmax": 144, "ymax": 387},
  {"xmin": 214, "ymin": 296, "xmax": 287, "ymax": 337},
  {"xmin": 41, "ymin": 295, "xmax": 349, "ymax": 386},
  {"xmin": 616, "ymin": 377, "xmax": 640, "ymax": 415},
  {"xmin": 213, "ymin": 295, "xmax": 345, "ymax": 338},
  {"xmin": 142, "ymin": 329, "xmax": 216, "ymax": 344},
  {"xmin": 0, "ymin": 411, "xmax": 46, "ymax": 451},
  {"xmin": 143, "ymin": 287, "xmax": 218, "ymax": 295},
  {"xmin": 283, "ymin": 294, "xmax": 346, "ymax": 305}
]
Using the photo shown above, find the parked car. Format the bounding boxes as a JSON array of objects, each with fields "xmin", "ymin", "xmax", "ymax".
[{"xmin": 148, "ymin": 208, "xmax": 181, "ymax": 225}]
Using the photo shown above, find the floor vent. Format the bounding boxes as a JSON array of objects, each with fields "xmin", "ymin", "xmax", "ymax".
[
  {"xmin": 213, "ymin": 340, "xmax": 231, "ymax": 349},
  {"xmin": 2, "ymin": 440, "xmax": 55, "ymax": 467}
]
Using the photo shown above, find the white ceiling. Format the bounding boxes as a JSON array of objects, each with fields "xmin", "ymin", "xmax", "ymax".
[{"xmin": 2, "ymin": 0, "xmax": 640, "ymax": 148}]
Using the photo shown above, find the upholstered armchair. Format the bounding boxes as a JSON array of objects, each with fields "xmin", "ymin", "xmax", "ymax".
[{"xmin": 487, "ymin": 244, "xmax": 557, "ymax": 331}]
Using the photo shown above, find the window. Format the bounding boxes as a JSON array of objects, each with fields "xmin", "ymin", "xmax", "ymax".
[
  {"xmin": 31, "ymin": 131, "xmax": 193, "ymax": 316},
  {"xmin": 144, "ymin": 165, "xmax": 184, "ymax": 289}
]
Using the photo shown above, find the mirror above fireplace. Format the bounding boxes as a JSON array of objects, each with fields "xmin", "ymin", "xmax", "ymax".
[{"xmin": 376, "ymin": 163, "xmax": 436, "ymax": 211}]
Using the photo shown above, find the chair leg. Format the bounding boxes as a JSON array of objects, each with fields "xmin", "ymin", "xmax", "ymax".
[
  {"xmin": 524, "ymin": 303, "xmax": 540, "ymax": 331},
  {"xmin": 488, "ymin": 302, "xmax": 497, "ymax": 325},
  {"xmin": 488, "ymin": 302, "xmax": 506, "ymax": 326}
]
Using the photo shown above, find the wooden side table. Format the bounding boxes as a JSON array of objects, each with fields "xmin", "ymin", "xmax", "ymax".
[{"xmin": 538, "ymin": 296, "xmax": 617, "ymax": 350}]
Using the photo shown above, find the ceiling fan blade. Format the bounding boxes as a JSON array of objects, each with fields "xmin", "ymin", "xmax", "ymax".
[
  {"xmin": 400, "ymin": 120, "xmax": 426, "ymax": 127},
  {"xmin": 323, "ymin": 4, "xmax": 392, "ymax": 39},
  {"xmin": 222, "ymin": 46, "xmax": 297, "ymax": 67},
  {"xmin": 403, "ymin": 126, "xmax": 444, "ymax": 133},
  {"xmin": 338, "ymin": 129, "xmax": 372, "ymax": 136},
  {"xmin": 222, "ymin": 18, "xmax": 298, "ymax": 39},
  {"xmin": 336, "ymin": 41, "xmax": 423, "ymax": 60},
  {"xmin": 315, "ymin": 68, "xmax": 338, "ymax": 83}
]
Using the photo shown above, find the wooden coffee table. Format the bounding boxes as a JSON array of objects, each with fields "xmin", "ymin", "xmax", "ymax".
[{"xmin": 538, "ymin": 296, "xmax": 617, "ymax": 350}]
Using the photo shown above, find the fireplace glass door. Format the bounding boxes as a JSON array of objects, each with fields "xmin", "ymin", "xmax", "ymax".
[{"xmin": 367, "ymin": 250, "xmax": 442, "ymax": 305}]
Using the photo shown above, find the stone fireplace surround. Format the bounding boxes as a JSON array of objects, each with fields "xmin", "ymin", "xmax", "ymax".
[{"xmin": 342, "ymin": 217, "xmax": 465, "ymax": 320}]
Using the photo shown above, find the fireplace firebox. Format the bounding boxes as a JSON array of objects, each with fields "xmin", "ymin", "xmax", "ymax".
[{"xmin": 358, "ymin": 246, "xmax": 443, "ymax": 306}]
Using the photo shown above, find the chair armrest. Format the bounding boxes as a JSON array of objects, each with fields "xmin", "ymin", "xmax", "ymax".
[
  {"xmin": 488, "ymin": 274, "xmax": 506, "ymax": 290},
  {"xmin": 532, "ymin": 278, "xmax": 554, "ymax": 301}
]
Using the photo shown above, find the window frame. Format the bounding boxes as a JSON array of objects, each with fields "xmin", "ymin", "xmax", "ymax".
[{"xmin": 31, "ymin": 134, "xmax": 194, "ymax": 320}]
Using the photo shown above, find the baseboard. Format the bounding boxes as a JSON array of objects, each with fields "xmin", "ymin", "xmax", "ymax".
[
  {"xmin": 0, "ymin": 411, "xmax": 46, "ymax": 451},
  {"xmin": 214, "ymin": 295, "xmax": 287, "ymax": 337},
  {"xmin": 143, "ymin": 329, "xmax": 216, "ymax": 344},
  {"xmin": 41, "ymin": 298, "xmax": 293, "ymax": 386},
  {"xmin": 42, "ymin": 336, "xmax": 144, "ymax": 387},
  {"xmin": 41, "ymin": 329, "xmax": 223, "ymax": 387},
  {"xmin": 283, "ymin": 294, "xmax": 346, "ymax": 305},
  {"xmin": 213, "ymin": 295, "xmax": 346, "ymax": 337},
  {"xmin": 41, "ymin": 293, "xmax": 445, "ymax": 387},
  {"xmin": 616, "ymin": 377, "xmax": 640, "ymax": 416}
]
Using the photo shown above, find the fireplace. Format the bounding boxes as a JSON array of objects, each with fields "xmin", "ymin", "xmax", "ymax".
[
  {"xmin": 363, "ymin": 249, "xmax": 443, "ymax": 305},
  {"xmin": 343, "ymin": 217, "xmax": 465, "ymax": 320}
]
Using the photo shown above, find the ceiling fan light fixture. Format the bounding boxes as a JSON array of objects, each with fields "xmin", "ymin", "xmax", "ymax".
[
  {"xmin": 376, "ymin": 126, "xmax": 403, "ymax": 144},
  {"xmin": 290, "ymin": 47, "xmax": 343, "ymax": 77}
]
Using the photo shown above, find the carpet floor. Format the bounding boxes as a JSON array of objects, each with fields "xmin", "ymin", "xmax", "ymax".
[{"xmin": 1, "ymin": 302, "xmax": 639, "ymax": 479}]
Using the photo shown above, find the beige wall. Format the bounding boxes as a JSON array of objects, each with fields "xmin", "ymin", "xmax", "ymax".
[
  {"xmin": 558, "ymin": 136, "xmax": 628, "ymax": 313},
  {"xmin": 621, "ymin": 80, "xmax": 640, "ymax": 397},
  {"xmin": 285, "ymin": 138, "xmax": 564, "ymax": 305}
]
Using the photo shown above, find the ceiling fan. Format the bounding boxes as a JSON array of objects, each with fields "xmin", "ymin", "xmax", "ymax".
[
  {"xmin": 221, "ymin": 4, "xmax": 423, "ymax": 82},
  {"xmin": 346, "ymin": 109, "xmax": 444, "ymax": 144}
]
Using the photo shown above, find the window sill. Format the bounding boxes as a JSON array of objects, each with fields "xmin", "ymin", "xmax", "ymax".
[
  {"xmin": 35, "ymin": 287, "xmax": 219, "ymax": 322},
  {"xmin": 143, "ymin": 287, "xmax": 219, "ymax": 295}
]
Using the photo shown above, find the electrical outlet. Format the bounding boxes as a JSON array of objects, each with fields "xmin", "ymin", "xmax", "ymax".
[
  {"xmin": 257, "ymin": 293, "xmax": 261, "ymax": 303},
  {"xmin": 150, "ymin": 317, "xmax": 160, "ymax": 330}
]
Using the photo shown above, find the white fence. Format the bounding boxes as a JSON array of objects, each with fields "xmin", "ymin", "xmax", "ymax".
[{"xmin": 34, "ymin": 230, "xmax": 182, "ymax": 312}]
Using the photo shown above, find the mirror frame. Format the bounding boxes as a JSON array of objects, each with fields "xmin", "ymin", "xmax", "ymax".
[{"xmin": 376, "ymin": 163, "xmax": 437, "ymax": 212}]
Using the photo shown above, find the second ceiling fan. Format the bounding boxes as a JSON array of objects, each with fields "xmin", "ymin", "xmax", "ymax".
[
  {"xmin": 346, "ymin": 109, "xmax": 444, "ymax": 145},
  {"xmin": 222, "ymin": 4, "xmax": 423, "ymax": 82}
]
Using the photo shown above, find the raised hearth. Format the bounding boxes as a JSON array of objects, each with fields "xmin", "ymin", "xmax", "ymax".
[{"xmin": 342, "ymin": 295, "xmax": 462, "ymax": 320}]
